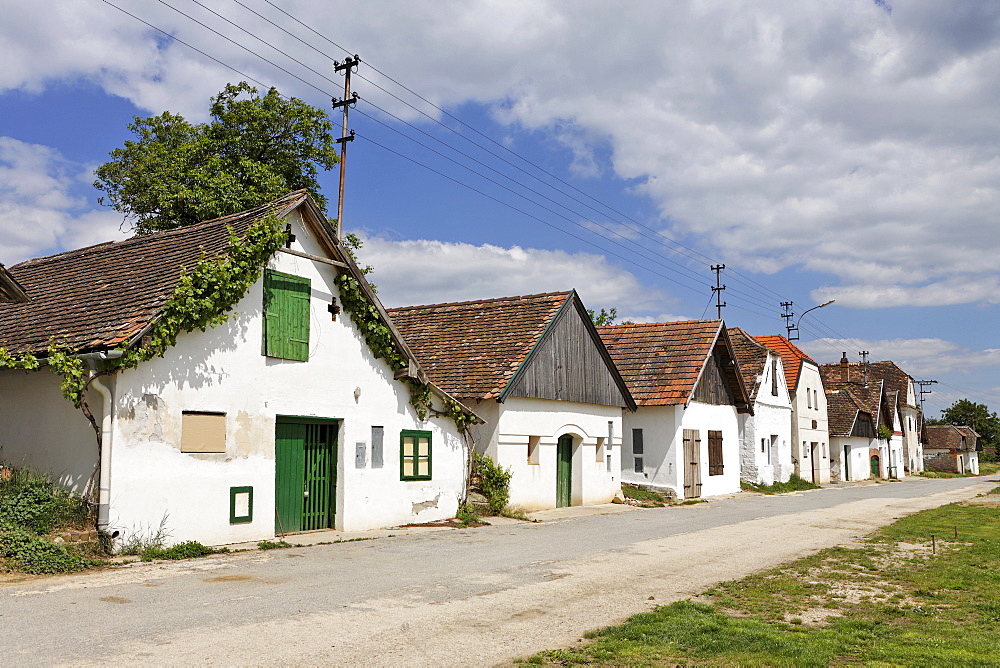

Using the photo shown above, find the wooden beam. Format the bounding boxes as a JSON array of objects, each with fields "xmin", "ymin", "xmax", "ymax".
[{"xmin": 276, "ymin": 247, "xmax": 349, "ymax": 269}]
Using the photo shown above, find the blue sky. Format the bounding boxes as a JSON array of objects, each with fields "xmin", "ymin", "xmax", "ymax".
[{"xmin": 2, "ymin": 1, "xmax": 999, "ymax": 417}]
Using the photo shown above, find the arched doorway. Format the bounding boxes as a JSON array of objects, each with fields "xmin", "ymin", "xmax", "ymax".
[
  {"xmin": 870, "ymin": 454, "xmax": 880, "ymax": 478},
  {"xmin": 556, "ymin": 434, "xmax": 573, "ymax": 508}
]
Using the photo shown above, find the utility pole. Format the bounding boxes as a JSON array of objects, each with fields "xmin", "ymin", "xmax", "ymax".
[
  {"xmin": 916, "ymin": 379, "xmax": 938, "ymax": 413},
  {"xmin": 858, "ymin": 350, "xmax": 870, "ymax": 386},
  {"xmin": 332, "ymin": 54, "xmax": 360, "ymax": 239},
  {"xmin": 780, "ymin": 301, "xmax": 795, "ymax": 339},
  {"xmin": 711, "ymin": 264, "xmax": 726, "ymax": 321}
]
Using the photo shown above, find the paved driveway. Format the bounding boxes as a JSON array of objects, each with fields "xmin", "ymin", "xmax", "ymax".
[{"xmin": 1, "ymin": 475, "xmax": 995, "ymax": 666}]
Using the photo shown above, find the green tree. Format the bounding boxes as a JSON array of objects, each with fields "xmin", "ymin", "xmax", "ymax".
[
  {"xmin": 94, "ymin": 82, "xmax": 338, "ymax": 234},
  {"xmin": 587, "ymin": 307, "xmax": 635, "ymax": 326},
  {"xmin": 930, "ymin": 398, "xmax": 1000, "ymax": 458}
]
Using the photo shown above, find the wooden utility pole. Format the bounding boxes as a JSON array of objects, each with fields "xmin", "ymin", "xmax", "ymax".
[
  {"xmin": 711, "ymin": 264, "xmax": 726, "ymax": 320},
  {"xmin": 332, "ymin": 55, "xmax": 360, "ymax": 239}
]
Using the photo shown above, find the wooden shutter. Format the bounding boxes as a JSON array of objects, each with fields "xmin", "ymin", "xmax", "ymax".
[
  {"xmin": 263, "ymin": 269, "xmax": 311, "ymax": 361},
  {"xmin": 708, "ymin": 430, "xmax": 724, "ymax": 476}
]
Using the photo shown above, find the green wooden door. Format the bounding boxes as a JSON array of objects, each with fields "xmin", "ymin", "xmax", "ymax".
[
  {"xmin": 275, "ymin": 418, "xmax": 338, "ymax": 533},
  {"xmin": 870, "ymin": 455, "xmax": 880, "ymax": 478},
  {"xmin": 556, "ymin": 434, "xmax": 573, "ymax": 508}
]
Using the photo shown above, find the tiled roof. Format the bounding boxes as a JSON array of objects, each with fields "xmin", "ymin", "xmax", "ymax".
[
  {"xmin": 597, "ymin": 320, "xmax": 723, "ymax": 406},
  {"xmin": 386, "ymin": 292, "xmax": 571, "ymax": 400},
  {"xmin": 865, "ymin": 360, "xmax": 917, "ymax": 411},
  {"xmin": 924, "ymin": 424, "xmax": 979, "ymax": 451},
  {"xmin": 819, "ymin": 363, "xmax": 885, "ymax": 425},
  {"xmin": 728, "ymin": 327, "xmax": 772, "ymax": 403},
  {"xmin": 0, "ymin": 265, "xmax": 28, "ymax": 303},
  {"xmin": 754, "ymin": 334, "xmax": 814, "ymax": 393},
  {"xmin": 825, "ymin": 388, "xmax": 864, "ymax": 437},
  {"xmin": 0, "ymin": 191, "xmax": 309, "ymax": 355}
]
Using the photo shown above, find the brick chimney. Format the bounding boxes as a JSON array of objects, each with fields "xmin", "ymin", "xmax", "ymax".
[{"xmin": 840, "ymin": 352, "xmax": 850, "ymax": 382}]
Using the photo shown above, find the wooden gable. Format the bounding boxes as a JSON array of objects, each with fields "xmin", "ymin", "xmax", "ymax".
[
  {"xmin": 501, "ymin": 293, "xmax": 636, "ymax": 409},
  {"xmin": 691, "ymin": 329, "xmax": 751, "ymax": 413}
]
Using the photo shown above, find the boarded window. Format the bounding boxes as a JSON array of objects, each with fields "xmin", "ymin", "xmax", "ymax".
[
  {"xmin": 707, "ymin": 430, "xmax": 724, "ymax": 476},
  {"xmin": 634, "ymin": 456, "xmax": 643, "ymax": 473},
  {"xmin": 181, "ymin": 411, "xmax": 226, "ymax": 453},
  {"xmin": 527, "ymin": 436, "xmax": 540, "ymax": 465},
  {"xmin": 371, "ymin": 426, "xmax": 384, "ymax": 468},
  {"xmin": 632, "ymin": 428, "xmax": 644, "ymax": 455},
  {"xmin": 262, "ymin": 269, "xmax": 311, "ymax": 361},
  {"xmin": 771, "ymin": 360, "xmax": 779, "ymax": 396},
  {"xmin": 400, "ymin": 430, "xmax": 431, "ymax": 480}
]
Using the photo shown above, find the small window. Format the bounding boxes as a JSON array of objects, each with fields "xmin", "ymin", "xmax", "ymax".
[
  {"xmin": 807, "ymin": 388, "xmax": 812, "ymax": 409},
  {"xmin": 595, "ymin": 437, "xmax": 605, "ymax": 462},
  {"xmin": 761, "ymin": 438, "xmax": 766, "ymax": 453},
  {"xmin": 634, "ymin": 456, "xmax": 643, "ymax": 473},
  {"xmin": 262, "ymin": 269, "xmax": 311, "ymax": 361},
  {"xmin": 181, "ymin": 411, "xmax": 226, "ymax": 453},
  {"xmin": 632, "ymin": 428, "xmax": 644, "ymax": 455},
  {"xmin": 813, "ymin": 389, "xmax": 818, "ymax": 408},
  {"xmin": 527, "ymin": 436, "xmax": 540, "ymax": 465},
  {"xmin": 771, "ymin": 360, "xmax": 779, "ymax": 396},
  {"xmin": 708, "ymin": 430, "xmax": 724, "ymax": 476},
  {"xmin": 400, "ymin": 430, "xmax": 432, "ymax": 480}
]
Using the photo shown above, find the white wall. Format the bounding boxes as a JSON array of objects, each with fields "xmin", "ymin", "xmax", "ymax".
[
  {"xmin": 740, "ymin": 353, "xmax": 793, "ymax": 486},
  {"xmin": 623, "ymin": 401, "xmax": 739, "ymax": 498},
  {"xmin": 0, "ymin": 369, "xmax": 101, "ymax": 492},
  {"xmin": 15, "ymin": 210, "xmax": 468, "ymax": 547},
  {"xmin": 471, "ymin": 398, "xmax": 621, "ymax": 510},
  {"xmin": 793, "ymin": 364, "xmax": 831, "ymax": 484},
  {"xmin": 830, "ymin": 437, "xmax": 872, "ymax": 482}
]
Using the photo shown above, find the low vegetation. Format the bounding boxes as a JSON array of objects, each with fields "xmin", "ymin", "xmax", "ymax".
[
  {"xmin": 472, "ymin": 452, "xmax": 512, "ymax": 515},
  {"xmin": 0, "ymin": 466, "xmax": 102, "ymax": 574},
  {"xmin": 525, "ymin": 487, "xmax": 1000, "ymax": 666},
  {"xmin": 741, "ymin": 473, "xmax": 821, "ymax": 495},
  {"xmin": 923, "ymin": 460, "xmax": 1000, "ymax": 479},
  {"xmin": 621, "ymin": 483, "xmax": 670, "ymax": 507}
]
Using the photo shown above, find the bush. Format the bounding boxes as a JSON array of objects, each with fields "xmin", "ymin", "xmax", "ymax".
[
  {"xmin": 472, "ymin": 452, "xmax": 512, "ymax": 514},
  {"xmin": 0, "ymin": 467, "xmax": 91, "ymax": 535},
  {"xmin": 0, "ymin": 521, "xmax": 94, "ymax": 574}
]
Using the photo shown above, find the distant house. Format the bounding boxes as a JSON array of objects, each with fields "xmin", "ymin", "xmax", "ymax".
[
  {"xmin": 824, "ymin": 386, "xmax": 878, "ymax": 482},
  {"xmin": 0, "ymin": 191, "xmax": 474, "ymax": 546},
  {"xmin": 923, "ymin": 424, "xmax": 980, "ymax": 475},
  {"xmin": 599, "ymin": 321, "xmax": 751, "ymax": 500},
  {"xmin": 388, "ymin": 291, "xmax": 635, "ymax": 511},
  {"xmin": 863, "ymin": 361, "xmax": 923, "ymax": 474},
  {"xmin": 754, "ymin": 334, "xmax": 830, "ymax": 484},
  {"xmin": 729, "ymin": 328, "xmax": 792, "ymax": 486},
  {"xmin": 820, "ymin": 355, "xmax": 902, "ymax": 480},
  {"xmin": 0, "ymin": 264, "xmax": 28, "ymax": 303}
]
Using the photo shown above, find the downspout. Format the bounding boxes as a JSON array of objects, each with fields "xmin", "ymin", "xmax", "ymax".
[{"xmin": 78, "ymin": 351, "xmax": 123, "ymax": 532}]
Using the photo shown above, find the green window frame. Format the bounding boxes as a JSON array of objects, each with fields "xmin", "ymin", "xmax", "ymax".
[
  {"xmin": 262, "ymin": 269, "xmax": 311, "ymax": 361},
  {"xmin": 400, "ymin": 430, "xmax": 432, "ymax": 481}
]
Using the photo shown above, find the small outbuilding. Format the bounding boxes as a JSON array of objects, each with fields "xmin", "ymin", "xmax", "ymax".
[{"xmin": 923, "ymin": 424, "xmax": 980, "ymax": 475}]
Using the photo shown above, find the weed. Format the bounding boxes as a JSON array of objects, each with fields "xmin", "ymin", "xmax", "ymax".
[
  {"xmin": 140, "ymin": 541, "xmax": 228, "ymax": 561},
  {"xmin": 456, "ymin": 503, "xmax": 482, "ymax": 527},
  {"xmin": 472, "ymin": 453, "xmax": 512, "ymax": 514},
  {"xmin": 0, "ymin": 467, "xmax": 91, "ymax": 535},
  {"xmin": 117, "ymin": 515, "xmax": 170, "ymax": 556},
  {"xmin": 0, "ymin": 521, "xmax": 97, "ymax": 573},
  {"xmin": 680, "ymin": 499, "xmax": 706, "ymax": 505},
  {"xmin": 742, "ymin": 473, "xmax": 821, "ymax": 495},
  {"xmin": 500, "ymin": 505, "xmax": 535, "ymax": 522},
  {"xmin": 257, "ymin": 540, "xmax": 294, "ymax": 550}
]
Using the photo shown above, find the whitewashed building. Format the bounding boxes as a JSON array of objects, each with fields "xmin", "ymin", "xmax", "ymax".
[
  {"xmin": 389, "ymin": 292, "xmax": 635, "ymax": 511},
  {"xmin": 754, "ymin": 335, "xmax": 831, "ymax": 484},
  {"xmin": 866, "ymin": 361, "xmax": 923, "ymax": 475},
  {"xmin": 599, "ymin": 321, "xmax": 752, "ymax": 500},
  {"xmin": 0, "ymin": 192, "xmax": 476, "ymax": 546},
  {"xmin": 729, "ymin": 329, "xmax": 793, "ymax": 486}
]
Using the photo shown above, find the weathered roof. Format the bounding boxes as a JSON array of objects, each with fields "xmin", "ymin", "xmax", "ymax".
[
  {"xmin": 753, "ymin": 334, "xmax": 814, "ymax": 393},
  {"xmin": 924, "ymin": 424, "xmax": 980, "ymax": 452},
  {"xmin": 729, "ymin": 327, "xmax": 773, "ymax": 403},
  {"xmin": 825, "ymin": 388, "xmax": 864, "ymax": 437},
  {"xmin": 820, "ymin": 363, "xmax": 886, "ymax": 426},
  {"xmin": 864, "ymin": 360, "xmax": 917, "ymax": 413},
  {"xmin": 0, "ymin": 264, "xmax": 29, "ymax": 303},
  {"xmin": 387, "ymin": 292, "xmax": 573, "ymax": 401},
  {"xmin": 597, "ymin": 320, "xmax": 748, "ymax": 408},
  {"xmin": 0, "ymin": 191, "xmax": 310, "ymax": 355}
]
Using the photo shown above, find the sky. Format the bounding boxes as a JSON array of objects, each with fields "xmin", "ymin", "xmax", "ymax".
[{"xmin": 1, "ymin": 0, "xmax": 998, "ymax": 417}]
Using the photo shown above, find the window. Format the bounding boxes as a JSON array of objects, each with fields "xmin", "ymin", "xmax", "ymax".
[
  {"xmin": 761, "ymin": 438, "xmax": 766, "ymax": 453},
  {"xmin": 708, "ymin": 430, "xmax": 724, "ymax": 475},
  {"xmin": 181, "ymin": 411, "xmax": 226, "ymax": 453},
  {"xmin": 371, "ymin": 426, "xmax": 384, "ymax": 468},
  {"xmin": 807, "ymin": 388, "xmax": 812, "ymax": 409},
  {"xmin": 527, "ymin": 436, "xmax": 540, "ymax": 465},
  {"xmin": 632, "ymin": 428, "xmax": 644, "ymax": 473},
  {"xmin": 595, "ymin": 437, "xmax": 605, "ymax": 462},
  {"xmin": 262, "ymin": 269, "xmax": 311, "ymax": 361},
  {"xmin": 771, "ymin": 360, "xmax": 779, "ymax": 396},
  {"xmin": 400, "ymin": 430, "xmax": 432, "ymax": 480},
  {"xmin": 813, "ymin": 389, "xmax": 818, "ymax": 408}
]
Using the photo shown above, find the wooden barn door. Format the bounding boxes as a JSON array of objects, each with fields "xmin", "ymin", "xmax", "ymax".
[
  {"xmin": 683, "ymin": 429, "xmax": 702, "ymax": 499},
  {"xmin": 556, "ymin": 434, "xmax": 573, "ymax": 508},
  {"xmin": 275, "ymin": 418, "xmax": 338, "ymax": 533}
]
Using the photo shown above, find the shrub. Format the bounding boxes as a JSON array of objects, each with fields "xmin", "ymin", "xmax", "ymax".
[
  {"xmin": 472, "ymin": 452, "xmax": 512, "ymax": 514},
  {"xmin": 0, "ymin": 467, "xmax": 91, "ymax": 535},
  {"xmin": 0, "ymin": 521, "xmax": 94, "ymax": 574},
  {"xmin": 141, "ymin": 541, "xmax": 227, "ymax": 561}
]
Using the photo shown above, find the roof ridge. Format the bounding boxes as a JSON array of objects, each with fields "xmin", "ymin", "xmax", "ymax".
[
  {"xmin": 387, "ymin": 291, "xmax": 572, "ymax": 312},
  {"xmin": 596, "ymin": 319, "xmax": 721, "ymax": 331}
]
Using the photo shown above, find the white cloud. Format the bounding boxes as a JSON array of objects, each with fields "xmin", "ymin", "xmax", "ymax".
[
  {"xmin": 3, "ymin": 2, "xmax": 1000, "ymax": 306},
  {"xmin": 0, "ymin": 138, "xmax": 127, "ymax": 263},
  {"xmin": 358, "ymin": 234, "xmax": 671, "ymax": 313},
  {"xmin": 800, "ymin": 337, "xmax": 1000, "ymax": 377}
]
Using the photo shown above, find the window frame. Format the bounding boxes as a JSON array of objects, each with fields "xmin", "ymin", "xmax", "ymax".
[{"xmin": 399, "ymin": 429, "xmax": 432, "ymax": 481}]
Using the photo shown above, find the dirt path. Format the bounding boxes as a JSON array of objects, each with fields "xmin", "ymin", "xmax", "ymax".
[{"xmin": 64, "ymin": 480, "xmax": 992, "ymax": 666}]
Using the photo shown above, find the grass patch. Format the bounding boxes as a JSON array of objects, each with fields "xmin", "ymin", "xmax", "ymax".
[
  {"xmin": 257, "ymin": 540, "xmax": 296, "ymax": 550},
  {"xmin": 742, "ymin": 473, "xmax": 821, "ymax": 495},
  {"xmin": 140, "ymin": 540, "xmax": 228, "ymax": 561},
  {"xmin": 524, "ymin": 486, "xmax": 1000, "ymax": 666},
  {"xmin": 621, "ymin": 484, "xmax": 671, "ymax": 507}
]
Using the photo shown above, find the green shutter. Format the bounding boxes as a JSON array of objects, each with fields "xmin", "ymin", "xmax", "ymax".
[{"xmin": 263, "ymin": 270, "xmax": 311, "ymax": 361}]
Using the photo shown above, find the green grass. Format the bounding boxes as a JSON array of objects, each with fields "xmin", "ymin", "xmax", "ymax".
[
  {"xmin": 621, "ymin": 484, "xmax": 671, "ymax": 507},
  {"xmin": 524, "ymin": 488, "xmax": 1000, "ymax": 666},
  {"xmin": 742, "ymin": 473, "xmax": 821, "ymax": 495},
  {"xmin": 140, "ymin": 541, "xmax": 228, "ymax": 561}
]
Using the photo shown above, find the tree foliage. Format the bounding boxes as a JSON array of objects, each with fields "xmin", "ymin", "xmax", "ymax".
[
  {"xmin": 94, "ymin": 82, "xmax": 338, "ymax": 234},
  {"xmin": 587, "ymin": 307, "xmax": 635, "ymax": 326},
  {"xmin": 931, "ymin": 399, "xmax": 1000, "ymax": 456}
]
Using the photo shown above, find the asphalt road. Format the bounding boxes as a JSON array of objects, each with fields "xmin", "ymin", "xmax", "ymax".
[{"xmin": 1, "ymin": 475, "xmax": 995, "ymax": 666}]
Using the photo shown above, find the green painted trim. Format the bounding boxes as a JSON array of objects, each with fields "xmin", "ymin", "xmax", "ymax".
[
  {"xmin": 399, "ymin": 429, "xmax": 432, "ymax": 481},
  {"xmin": 230, "ymin": 486, "xmax": 253, "ymax": 524},
  {"xmin": 498, "ymin": 291, "xmax": 574, "ymax": 403}
]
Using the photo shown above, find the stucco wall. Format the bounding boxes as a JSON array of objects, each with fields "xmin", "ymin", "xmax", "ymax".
[
  {"xmin": 830, "ymin": 437, "xmax": 872, "ymax": 482},
  {"xmin": 621, "ymin": 404, "xmax": 679, "ymax": 492},
  {"xmin": 740, "ymin": 353, "xmax": 793, "ymax": 486},
  {"xmin": 0, "ymin": 369, "xmax": 101, "ymax": 492},
  {"xmin": 792, "ymin": 363, "xmax": 831, "ymax": 484},
  {"xmin": 471, "ymin": 398, "xmax": 621, "ymax": 510}
]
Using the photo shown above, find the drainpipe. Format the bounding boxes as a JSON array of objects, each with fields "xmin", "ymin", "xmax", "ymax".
[{"xmin": 77, "ymin": 351, "xmax": 123, "ymax": 531}]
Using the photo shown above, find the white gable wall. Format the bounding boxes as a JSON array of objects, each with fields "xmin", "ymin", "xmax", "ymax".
[
  {"xmin": 92, "ymin": 210, "xmax": 465, "ymax": 545},
  {"xmin": 470, "ymin": 397, "xmax": 621, "ymax": 510},
  {"xmin": 740, "ymin": 352, "xmax": 793, "ymax": 486},
  {"xmin": 621, "ymin": 404, "xmax": 680, "ymax": 492},
  {"xmin": 792, "ymin": 362, "xmax": 831, "ymax": 484}
]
